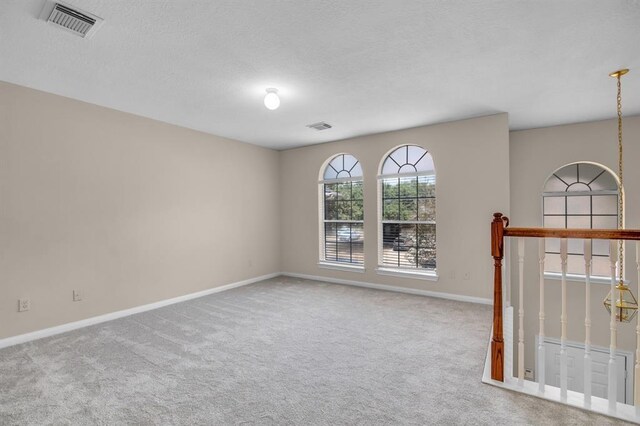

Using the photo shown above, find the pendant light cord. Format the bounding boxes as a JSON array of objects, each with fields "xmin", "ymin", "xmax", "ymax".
[{"xmin": 616, "ymin": 74, "xmax": 624, "ymax": 286}]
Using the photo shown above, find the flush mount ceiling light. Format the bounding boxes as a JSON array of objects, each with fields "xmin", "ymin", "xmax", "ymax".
[{"xmin": 264, "ymin": 88, "xmax": 280, "ymax": 110}]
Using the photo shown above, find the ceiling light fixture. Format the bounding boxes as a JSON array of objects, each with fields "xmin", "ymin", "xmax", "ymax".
[
  {"xmin": 603, "ymin": 68, "xmax": 638, "ymax": 323},
  {"xmin": 264, "ymin": 88, "xmax": 280, "ymax": 110}
]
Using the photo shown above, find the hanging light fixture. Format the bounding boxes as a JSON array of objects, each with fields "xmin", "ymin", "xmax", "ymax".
[
  {"xmin": 603, "ymin": 68, "xmax": 638, "ymax": 323},
  {"xmin": 264, "ymin": 88, "xmax": 280, "ymax": 110}
]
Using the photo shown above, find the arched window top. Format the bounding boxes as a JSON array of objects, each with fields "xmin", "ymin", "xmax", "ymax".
[
  {"xmin": 542, "ymin": 162, "xmax": 620, "ymax": 278},
  {"xmin": 381, "ymin": 145, "xmax": 434, "ymax": 176},
  {"xmin": 378, "ymin": 144, "xmax": 436, "ymax": 272},
  {"xmin": 543, "ymin": 163, "xmax": 618, "ymax": 193},
  {"xmin": 323, "ymin": 154, "xmax": 362, "ymax": 180}
]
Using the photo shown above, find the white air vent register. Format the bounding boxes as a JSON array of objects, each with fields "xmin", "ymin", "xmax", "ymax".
[
  {"xmin": 306, "ymin": 122, "xmax": 333, "ymax": 131},
  {"xmin": 39, "ymin": 1, "xmax": 104, "ymax": 38}
]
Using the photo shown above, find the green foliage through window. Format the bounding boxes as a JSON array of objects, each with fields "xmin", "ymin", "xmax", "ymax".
[
  {"xmin": 322, "ymin": 154, "xmax": 364, "ymax": 265},
  {"xmin": 380, "ymin": 145, "xmax": 436, "ymax": 270}
]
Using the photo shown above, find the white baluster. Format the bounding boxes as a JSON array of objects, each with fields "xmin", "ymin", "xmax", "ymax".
[
  {"xmin": 537, "ymin": 238, "xmax": 545, "ymax": 393},
  {"xmin": 560, "ymin": 238, "xmax": 568, "ymax": 401},
  {"xmin": 518, "ymin": 237, "xmax": 525, "ymax": 385},
  {"xmin": 635, "ymin": 241, "xmax": 640, "ymax": 408},
  {"xmin": 608, "ymin": 240, "xmax": 618, "ymax": 410},
  {"xmin": 584, "ymin": 240, "xmax": 592, "ymax": 407},
  {"xmin": 505, "ymin": 238, "xmax": 511, "ymax": 308},
  {"xmin": 503, "ymin": 239, "xmax": 513, "ymax": 384}
]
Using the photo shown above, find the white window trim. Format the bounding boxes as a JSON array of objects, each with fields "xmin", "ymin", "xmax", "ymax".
[
  {"xmin": 378, "ymin": 171, "xmax": 435, "ymax": 180},
  {"xmin": 541, "ymin": 162, "xmax": 623, "ymax": 279},
  {"xmin": 320, "ymin": 176, "xmax": 360, "ymax": 184},
  {"xmin": 544, "ymin": 272, "xmax": 628, "ymax": 286},
  {"xmin": 376, "ymin": 266, "xmax": 439, "ymax": 281},
  {"xmin": 377, "ymin": 149, "xmax": 436, "ymax": 275},
  {"xmin": 318, "ymin": 261, "xmax": 365, "ymax": 273},
  {"xmin": 543, "ymin": 190, "xmax": 618, "ymax": 197},
  {"xmin": 318, "ymin": 154, "xmax": 364, "ymax": 267},
  {"xmin": 381, "ymin": 220, "xmax": 436, "ymax": 225}
]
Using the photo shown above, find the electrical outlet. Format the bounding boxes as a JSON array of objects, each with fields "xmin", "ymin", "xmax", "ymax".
[
  {"xmin": 73, "ymin": 290, "xmax": 82, "ymax": 302},
  {"xmin": 524, "ymin": 368, "xmax": 534, "ymax": 380},
  {"xmin": 18, "ymin": 298, "xmax": 30, "ymax": 312},
  {"xmin": 463, "ymin": 271, "xmax": 471, "ymax": 280}
]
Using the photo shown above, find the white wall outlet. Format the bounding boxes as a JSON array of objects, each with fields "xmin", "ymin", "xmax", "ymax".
[
  {"xmin": 73, "ymin": 290, "xmax": 82, "ymax": 302},
  {"xmin": 463, "ymin": 271, "xmax": 471, "ymax": 280},
  {"xmin": 18, "ymin": 298, "xmax": 30, "ymax": 312},
  {"xmin": 524, "ymin": 368, "xmax": 534, "ymax": 380}
]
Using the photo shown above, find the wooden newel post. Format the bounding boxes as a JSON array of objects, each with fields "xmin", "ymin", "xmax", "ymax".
[{"xmin": 491, "ymin": 212, "xmax": 508, "ymax": 381}]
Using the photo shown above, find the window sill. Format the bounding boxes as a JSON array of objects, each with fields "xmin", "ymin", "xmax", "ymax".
[
  {"xmin": 544, "ymin": 272, "xmax": 628, "ymax": 286},
  {"xmin": 318, "ymin": 262, "xmax": 365, "ymax": 273},
  {"xmin": 376, "ymin": 267, "xmax": 439, "ymax": 281}
]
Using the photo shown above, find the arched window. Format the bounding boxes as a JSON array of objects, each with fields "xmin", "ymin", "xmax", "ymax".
[
  {"xmin": 543, "ymin": 162, "xmax": 619, "ymax": 278},
  {"xmin": 379, "ymin": 145, "xmax": 436, "ymax": 273},
  {"xmin": 320, "ymin": 154, "xmax": 364, "ymax": 266}
]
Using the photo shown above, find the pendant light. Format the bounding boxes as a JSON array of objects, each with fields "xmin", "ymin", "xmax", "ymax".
[
  {"xmin": 603, "ymin": 68, "xmax": 638, "ymax": 323},
  {"xmin": 264, "ymin": 88, "xmax": 280, "ymax": 110}
]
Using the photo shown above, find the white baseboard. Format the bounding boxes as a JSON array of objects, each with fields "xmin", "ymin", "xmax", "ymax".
[
  {"xmin": 282, "ymin": 271, "xmax": 492, "ymax": 305},
  {"xmin": 0, "ymin": 272, "xmax": 279, "ymax": 349},
  {"xmin": 1, "ymin": 271, "xmax": 489, "ymax": 350}
]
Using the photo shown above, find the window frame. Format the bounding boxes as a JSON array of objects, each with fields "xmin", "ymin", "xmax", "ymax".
[
  {"xmin": 541, "ymin": 162, "xmax": 622, "ymax": 283},
  {"xmin": 376, "ymin": 145, "xmax": 438, "ymax": 280},
  {"xmin": 318, "ymin": 154, "xmax": 365, "ymax": 271}
]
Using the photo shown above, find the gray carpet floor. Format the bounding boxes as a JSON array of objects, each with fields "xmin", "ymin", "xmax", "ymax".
[{"xmin": 0, "ymin": 276, "xmax": 630, "ymax": 425}]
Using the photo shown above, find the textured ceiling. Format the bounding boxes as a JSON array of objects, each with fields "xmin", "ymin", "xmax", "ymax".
[{"xmin": 1, "ymin": 1, "xmax": 639, "ymax": 150}]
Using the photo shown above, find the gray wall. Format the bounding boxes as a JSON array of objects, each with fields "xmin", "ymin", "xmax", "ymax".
[
  {"xmin": 279, "ymin": 114, "xmax": 511, "ymax": 301},
  {"xmin": 509, "ymin": 116, "xmax": 640, "ymax": 374},
  {"xmin": 7, "ymin": 76, "xmax": 635, "ymax": 357},
  {"xmin": 0, "ymin": 82, "xmax": 281, "ymax": 339}
]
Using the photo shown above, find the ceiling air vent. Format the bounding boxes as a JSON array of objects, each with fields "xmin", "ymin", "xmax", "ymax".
[
  {"xmin": 306, "ymin": 122, "xmax": 333, "ymax": 131},
  {"xmin": 40, "ymin": 1, "xmax": 104, "ymax": 38}
]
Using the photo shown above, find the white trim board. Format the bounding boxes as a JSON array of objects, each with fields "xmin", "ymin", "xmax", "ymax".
[
  {"xmin": 1, "ymin": 271, "xmax": 489, "ymax": 350},
  {"xmin": 534, "ymin": 335, "xmax": 635, "ymax": 405},
  {"xmin": 282, "ymin": 272, "xmax": 492, "ymax": 305},
  {"xmin": 0, "ymin": 272, "xmax": 280, "ymax": 350},
  {"xmin": 481, "ymin": 333, "xmax": 639, "ymax": 424}
]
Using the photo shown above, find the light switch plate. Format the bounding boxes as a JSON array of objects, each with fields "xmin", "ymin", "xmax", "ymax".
[{"xmin": 18, "ymin": 298, "xmax": 30, "ymax": 312}]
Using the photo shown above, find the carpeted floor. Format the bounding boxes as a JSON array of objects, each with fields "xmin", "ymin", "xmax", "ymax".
[{"xmin": 0, "ymin": 276, "xmax": 630, "ymax": 425}]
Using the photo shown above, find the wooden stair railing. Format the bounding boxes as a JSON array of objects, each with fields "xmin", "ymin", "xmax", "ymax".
[
  {"xmin": 490, "ymin": 212, "xmax": 640, "ymax": 383},
  {"xmin": 491, "ymin": 213, "xmax": 508, "ymax": 381}
]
